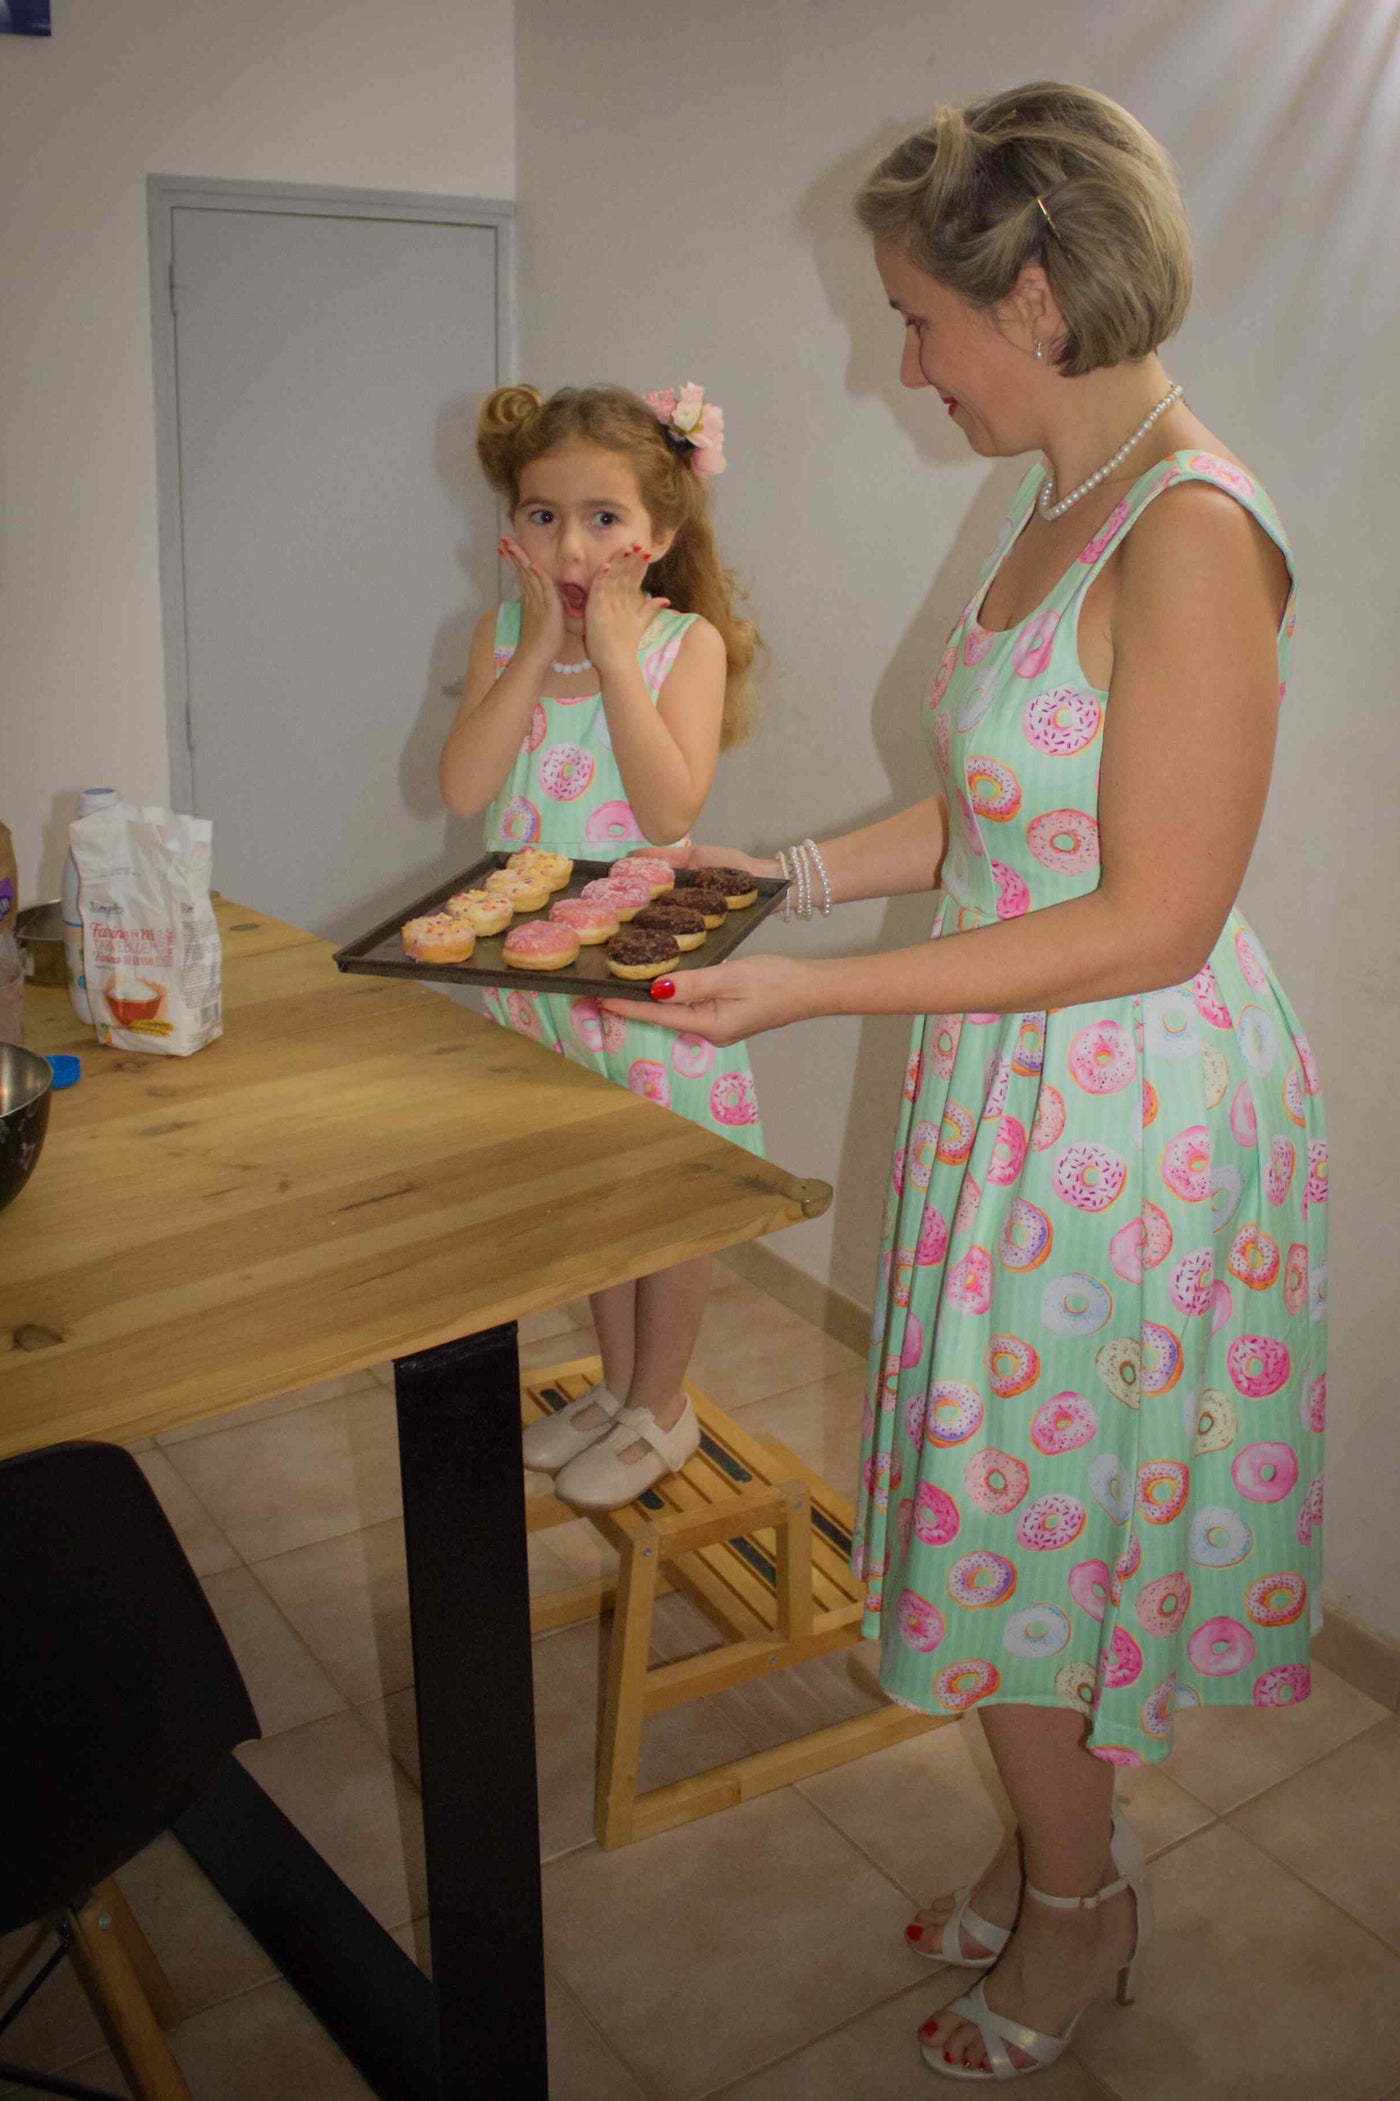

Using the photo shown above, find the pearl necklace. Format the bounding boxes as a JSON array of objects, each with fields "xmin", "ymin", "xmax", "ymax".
[
  {"xmin": 550, "ymin": 655, "xmax": 593, "ymax": 675},
  {"xmin": 1039, "ymin": 383, "xmax": 1183, "ymax": 520}
]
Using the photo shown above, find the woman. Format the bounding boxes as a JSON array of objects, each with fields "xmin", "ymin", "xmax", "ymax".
[{"xmin": 624, "ymin": 82, "xmax": 1325, "ymax": 2083}]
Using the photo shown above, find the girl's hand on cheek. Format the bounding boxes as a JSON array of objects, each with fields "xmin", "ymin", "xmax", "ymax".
[
  {"xmin": 601, "ymin": 954, "xmax": 820, "ymax": 1047},
  {"xmin": 585, "ymin": 545, "xmax": 670, "ymax": 669},
  {"xmin": 500, "ymin": 533, "xmax": 566, "ymax": 665}
]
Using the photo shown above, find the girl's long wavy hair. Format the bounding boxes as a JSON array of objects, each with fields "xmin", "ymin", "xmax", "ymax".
[{"xmin": 477, "ymin": 382, "xmax": 758, "ymax": 747}]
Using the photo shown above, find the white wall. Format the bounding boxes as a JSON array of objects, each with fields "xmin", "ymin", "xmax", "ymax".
[
  {"xmin": 516, "ymin": 0, "xmax": 1400, "ymax": 1638},
  {"xmin": 0, "ymin": 0, "xmax": 514, "ymax": 901}
]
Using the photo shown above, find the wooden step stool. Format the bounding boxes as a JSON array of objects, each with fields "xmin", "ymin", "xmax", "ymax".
[{"xmin": 523, "ymin": 1356, "xmax": 944, "ymax": 1848}]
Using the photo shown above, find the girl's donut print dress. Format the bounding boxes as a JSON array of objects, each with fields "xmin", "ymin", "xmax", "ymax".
[
  {"xmin": 481, "ymin": 600, "xmax": 764, "ymax": 1157},
  {"xmin": 855, "ymin": 454, "xmax": 1326, "ymax": 1764}
]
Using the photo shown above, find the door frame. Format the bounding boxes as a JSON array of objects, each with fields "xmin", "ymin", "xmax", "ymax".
[{"xmin": 147, "ymin": 174, "xmax": 515, "ymax": 814}]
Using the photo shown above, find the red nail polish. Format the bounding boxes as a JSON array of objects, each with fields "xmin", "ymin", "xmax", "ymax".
[{"xmin": 650, "ymin": 977, "xmax": 676, "ymax": 1001}]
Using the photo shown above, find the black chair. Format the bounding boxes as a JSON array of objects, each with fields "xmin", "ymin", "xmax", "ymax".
[{"xmin": 0, "ymin": 1441, "xmax": 260, "ymax": 2100}]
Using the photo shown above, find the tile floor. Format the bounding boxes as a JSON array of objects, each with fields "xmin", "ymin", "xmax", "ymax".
[{"xmin": 4, "ymin": 1269, "xmax": 1399, "ymax": 2101}]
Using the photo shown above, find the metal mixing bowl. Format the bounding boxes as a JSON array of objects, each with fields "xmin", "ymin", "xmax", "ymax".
[{"xmin": 0, "ymin": 1043, "xmax": 53, "ymax": 1214}]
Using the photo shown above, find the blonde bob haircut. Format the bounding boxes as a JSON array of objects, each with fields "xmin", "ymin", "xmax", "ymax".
[{"xmin": 854, "ymin": 82, "xmax": 1192, "ymax": 377}]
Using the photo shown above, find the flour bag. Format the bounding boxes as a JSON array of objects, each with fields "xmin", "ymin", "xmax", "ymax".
[{"xmin": 68, "ymin": 804, "xmax": 222, "ymax": 1055}]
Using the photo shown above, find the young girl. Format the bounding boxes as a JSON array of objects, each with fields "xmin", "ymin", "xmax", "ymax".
[{"xmin": 439, "ymin": 380, "xmax": 762, "ymax": 1513}]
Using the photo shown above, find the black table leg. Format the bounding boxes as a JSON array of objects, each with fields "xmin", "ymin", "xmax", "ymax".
[{"xmin": 395, "ymin": 1321, "xmax": 549, "ymax": 2099}]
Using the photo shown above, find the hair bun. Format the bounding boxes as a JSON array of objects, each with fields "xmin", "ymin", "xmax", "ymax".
[{"xmin": 477, "ymin": 384, "xmax": 544, "ymax": 491}]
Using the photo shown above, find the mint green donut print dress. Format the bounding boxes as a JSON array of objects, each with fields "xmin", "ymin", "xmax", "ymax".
[
  {"xmin": 854, "ymin": 453, "xmax": 1326, "ymax": 1766},
  {"xmin": 481, "ymin": 600, "xmax": 764, "ymax": 1156}
]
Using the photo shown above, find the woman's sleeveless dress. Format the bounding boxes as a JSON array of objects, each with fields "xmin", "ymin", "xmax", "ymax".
[
  {"xmin": 481, "ymin": 599, "xmax": 764, "ymax": 1155},
  {"xmin": 854, "ymin": 451, "xmax": 1326, "ymax": 1767}
]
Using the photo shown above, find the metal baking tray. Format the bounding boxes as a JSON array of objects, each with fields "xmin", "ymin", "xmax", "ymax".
[{"xmin": 332, "ymin": 852, "xmax": 790, "ymax": 1001}]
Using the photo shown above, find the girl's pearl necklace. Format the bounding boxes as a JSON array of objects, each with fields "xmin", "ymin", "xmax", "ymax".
[
  {"xmin": 550, "ymin": 655, "xmax": 592, "ymax": 675},
  {"xmin": 1039, "ymin": 383, "xmax": 1183, "ymax": 520}
]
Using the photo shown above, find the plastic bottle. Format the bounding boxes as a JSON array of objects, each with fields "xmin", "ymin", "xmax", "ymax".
[{"xmin": 62, "ymin": 787, "xmax": 118, "ymax": 1025}]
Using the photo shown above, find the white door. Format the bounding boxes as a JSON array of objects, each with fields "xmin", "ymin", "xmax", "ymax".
[{"xmin": 168, "ymin": 202, "xmax": 501, "ymax": 941}]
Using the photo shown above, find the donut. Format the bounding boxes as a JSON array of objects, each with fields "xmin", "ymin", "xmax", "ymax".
[
  {"xmin": 933, "ymin": 1659, "xmax": 1001, "ymax": 1712},
  {"xmin": 1016, "ymin": 1493, "xmax": 1086, "ymax": 1552},
  {"xmin": 1296, "ymin": 1475, "xmax": 1323, "ymax": 1546},
  {"xmin": 1140, "ymin": 1678, "xmax": 1176, "ymax": 1741},
  {"xmin": 1293, "ymin": 1032, "xmax": 1322, "ymax": 1095},
  {"xmin": 1041, "ymin": 1271, "xmax": 1112, "ymax": 1337},
  {"xmin": 986, "ymin": 1333, "xmax": 1040, "ymax": 1398},
  {"xmin": 947, "ymin": 1550, "xmax": 1018, "ymax": 1610},
  {"xmin": 1100, "ymin": 1625, "xmax": 1144, "ymax": 1691},
  {"xmin": 1003, "ymin": 1604, "xmax": 1071, "ymax": 1659},
  {"xmin": 928, "ymin": 1015, "xmax": 962, "ymax": 1079},
  {"xmin": 618, "ymin": 854, "xmax": 676, "ymax": 895},
  {"xmin": 1245, "ymin": 1571, "xmax": 1306, "ymax": 1627},
  {"xmin": 600, "ymin": 1008, "xmax": 629, "ymax": 1053},
  {"xmin": 1068, "ymin": 1560, "xmax": 1111, "ymax": 1621},
  {"xmin": 401, "ymin": 913, "xmax": 475, "ymax": 964},
  {"xmin": 1236, "ymin": 1004, "xmax": 1278, "ymax": 1077},
  {"xmin": 1067, "ymin": 1018, "xmax": 1136, "ymax": 1095},
  {"xmin": 1237, "ymin": 927, "xmax": 1268, "ymax": 985},
  {"xmin": 496, "ymin": 794, "xmax": 541, "ymax": 845},
  {"xmin": 931, "ymin": 708, "xmax": 953, "ymax": 777},
  {"xmin": 1028, "ymin": 1087, "xmax": 1066, "ymax": 1158},
  {"xmin": 992, "ymin": 859, "xmax": 1031, "ymax": 919},
  {"xmin": 1254, "ymin": 1664, "xmax": 1311, "ymax": 1708},
  {"xmin": 1109, "ymin": 1201, "xmax": 1173, "ymax": 1285},
  {"xmin": 900, "ymin": 1313, "xmax": 925, "ymax": 1368},
  {"xmin": 1022, "ymin": 685, "xmax": 1101, "ymax": 756},
  {"xmin": 1190, "ymin": 1506, "xmax": 1253, "ymax": 1568},
  {"xmin": 1229, "ymin": 1083, "xmax": 1258, "ymax": 1149},
  {"xmin": 967, "ymin": 755, "xmax": 1022, "ymax": 822},
  {"xmin": 679, "ymin": 888, "xmax": 728, "ymax": 929},
  {"xmin": 606, "ymin": 927, "xmax": 681, "ymax": 981},
  {"xmin": 1142, "ymin": 989, "xmax": 1200, "ymax": 1061},
  {"xmin": 536, "ymin": 742, "xmax": 596, "ymax": 802},
  {"xmin": 963, "ymin": 623, "xmax": 995, "ymax": 667},
  {"xmin": 1088, "ymin": 1452, "xmax": 1132, "ymax": 1525},
  {"xmin": 548, "ymin": 898, "xmax": 619, "ymax": 944},
  {"xmin": 634, "ymin": 902, "xmax": 707, "ymax": 950},
  {"xmin": 987, "ymin": 1114, "xmax": 1028, "ymax": 1186},
  {"xmin": 886, "ymin": 1247, "xmax": 915, "ymax": 1309},
  {"xmin": 1135, "ymin": 1571, "xmax": 1192, "ymax": 1638},
  {"xmin": 1187, "ymin": 1616, "xmax": 1256, "ymax": 1678},
  {"xmin": 445, "ymin": 888, "xmax": 514, "ymax": 935},
  {"xmin": 928, "ymin": 642, "xmax": 958, "ymax": 710},
  {"xmin": 1137, "ymin": 1079, "xmax": 1159, "ymax": 1139},
  {"xmin": 946, "ymin": 1247, "xmax": 993, "ymax": 1317},
  {"xmin": 1077, "ymin": 495, "xmax": 1131, "ymax": 565},
  {"xmin": 1012, "ymin": 1015, "xmax": 1046, "ymax": 1077},
  {"xmin": 937, "ymin": 1101, "xmax": 976, "ymax": 1165},
  {"xmin": 1140, "ymin": 1321, "xmax": 1183, "ymax": 1395},
  {"xmin": 677, "ymin": 866, "xmax": 759, "ymax": 908},
  {"xmin": 709, "ymin": 1071, "xmax": 760, "ymax": 1127},
  {"xmin": 1299, "ymin": 1372, "xmax": 1325, "ymax": 1434},
  {"xmin": 1192, "ymin": 964, "xmax": 1233, "ymax": 1030},
  {"xmin": 1266, "ymin": 1136, "xmax": 1296, "ymax": 1207},
  {"xmin": 1135, "ymin": 1459, "xmax": 1189, "ymax": 1525},
  {"xmin": 904, "ymin": 1047, "xmax": 924, "ymax": 1099},
  {"xmin": 862, "ymin": 1448, "xmax": 903, "ymax": 1511},
  {"xmin": 1231, "ymin": 1440, "xmax": 1298, "ymax": 1503},
  {"xmin": 584, "ymin": 799, "xmax": 644, "ymax": 845},
  {"xmin": 508, "ymin": 848, "xmax": 572, "ymax": 889},
  {"xmin": 1188, "ymin": 1388, "xmax": 1238, "ymax": 1454},
  {"xmin": 998, "ymin": 1198, "xmax": 1053, "ymax": 1272},
  {"xmin": 575, "ymin": 877, "xmax": 641, "ymax": 922},
  {"xmin": 1026, "ymin": 808, "xmax": 1100, "ymax": 876},
  {"xmin": 1172, "ymin": 1682, "xmax": 1201, "ymax": 1711},
  {"xmin": 1282, "ymin": 1065, "xmax": 1307, "ymax": 1127},
  {"xmin": 484, "ymin": 869, "xmax": 550, "ymax": 910},
  {"xmin": 963, "ymin": 1448, "xmax": 1029, "ymax": 1516},
  {"xmin": 503, "ymin": 989, "xmax": 542, "ymax": 1038},
  {"xmin": 1109, "ymin": 1535, "xmax": 1142, "ymax": 1603},
  {"xmin": 1053, "ymin": 1660, "xmax": 1097, "ymax": 1714},
  {"xmin": 670, "ymin": 1032, "xmax": 716, "ymax": 1080},
  {"xmin": 1012, "ymin": 610, "xmax": 1060, "ymax": 679},
  {"xmin": 924, "ymin": 1380, "xmax": 984, "ymax": 1446},
  {"xmin": 917, "ymin": 1204, "xmax": 950, "ymax": 1266},
  {"xmin": 1161, "ymin": 1125, "xmax": 1211, "ymax": 1203},
  {"xmin": 1305, "ymin": 1139, "xmax": 1328, "ymax": 1209},
  {"xmin": 1030, "ymin": 1391, "xmax": 1099, "ymax": 1455},
  {"xmin": 569, "ymin": 997, "xmax": 605, "ymax": 1052},
  {"xmin": 1194, "ymin": 1047, "xmax": 1227, "ymax": 1121},
  {"xmin": 914, "ymin": 1480, "xmax": 962, "ymax": 1548},
  {"xmin": 1169, "ymin": 1248, "xmax": 1215, "ymax": 1318},
  {"xmin": 897, "ymin": 1590, "xmax": 947, "ymax": 1654},
  {"xmin": 953, "ymin": 1175, "xmax": 983, "ymax": 1237},
  {"xmin": 1209, "ymin": 1165, "xmax": 1244, "ymax": 1235},
  {"xmin": 503, "ymin": 920, "xmax": 579, "ymax": 971},
  {"xmin": 908, "ymin": 1120, "xmax": 940, "ymax": 1188},
  {"xmin": 1095, "ymin": 1338, "xmax": 1142, "ymax": 1413},
  {"xmin": 956, "ymin": 669, "xmax": 997, "ymax": 732},
  {"xmin": 1226, "ymin": 1335, "xmax": 1291, "ymax": 1399},
  {"xmin": 1052, "ymin": 1141, "xmax": 1127, "ymax": 1213},
  {"xmin": 982, "ymin": 1054, "xmax": 1012, "ymax": 1119},
  {"xmin": 1221, "ymin": 1228, "xmax": 1276, "ymax": 1299}
]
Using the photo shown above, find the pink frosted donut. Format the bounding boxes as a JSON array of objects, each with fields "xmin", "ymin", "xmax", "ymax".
[
  {"xmin": 502, "ymin": 920, "xmax": 580, "ymax": 969},
  {"xmin": 903, "ymin": 1388, "xmax": 927, "ymax": 1447},
  {"xmin": 1299, "ymin": 1372, "xmax": 1325, "ymax": 1433},
  {"xmin": 1031, "ymin": 1084, "xmax": 1066, "ymax": 1151},
  {"xmin": 1012, "ymin": 609, "xmax": 1060, "ymax": 679},
  {"xmin": 1266, "ymin": 1135, "xmax": 1295, "ymax": 1207},
  {"xmin": 1192, "ymin": 963, "xmax": 1232, "ymax": 1029},
  {"xmin": 982, "ymin": 1052, "xmax": 1012, "ymax": 1118},
  {"xmin": 987, "ymin": 1113, "xmax": 1027, "ymax": 1186},
  {"xmin": 953, "ymin": 1174, "xmax": 983, "ymax": 1236},
  {"xmin": 914, "ymin": 1479, "xmax": 962, "ymax": 1547},
  {"xmin": 1187, "ymin": 1616, "xmax": 1256, "ymax": 1677},
  {"xmin": 1100, "ymin": 1624, "xmax": 1144, "ymax": 1691},
  {"xmin": 1282, "ymin": 1065, "xmax": 1307, "ymax": 1128},
  {"xmin": 933, "ymin": 1659, "xmax": 1000, "ymax": 1712},
  {"xmin": 1110, "ymin": 1535, "xmax": 1142, "ymax": 1602},
  {"xmin": 1067, "ymin": 1018, "xmax": 1136, "ymax": 1095},
  {"xmin": 963, "ymin": 623, "xmax": 995, "ymax": 667},
  {"xmin": 537, "ymin": 742, "xmax": 595, "ymax": 802},
  {"xmin": 1140, "ymin": 1321, "xmax": 1183, "ymax": 1395},
  {"xmin": 963, "ymin": 1448, "xmax": 1030, "ymax": 1516},
  {"xmin": 1136, "ymin": 1459, "xmax": 1189, "ymax": 1524},
  {"xmin": 932, "ymin": 708, "xmax": 952, "ymax": 777},
  {"xmin": 967, "ymin": 755, "xmax": 1022, "ymax": 822},
  {"xmin": 600, "ymin": 1008, "xmax": 628, "ymax": 1053},
  {"xmin": 1090, "ymin": 1744, "xmax": 1147, "ymax": 1767},
  {"xmin": 1227, "ymin": 1335, "xmax": 1291, "ymax": 1399},
  {"xmin": 1227, "ymin": 1226, "xmax": 1280, "ymax": 1293},
  {"xmin": 900, "ymin": 1313, "xmax": 925, "ymax": 1368},
  {"xmin": 998, "ymin": 1197, "xmax": 1052, "ymax": 1272},
  {"xmin": 928, "ymin": 642, "xmax": 958, "ymax": 710},
  {"xmin": 1296, "ymin": 1474, "xmax": 1323, "ymax": 1545},
  {"xmin": 1077, "ymin": 494, "xmax": 1133, "ymax": 565},
  {"xmin": 522, "ymin": 700, "xmax": 547, "ymax": 753},
  {"xmin": 1030, "ymin": 1391, "xmax": 1098, "ymax": 1454},
  {"xmin": 1068, "ymin": 1559, "xmax": 1111, "ymax": 1621},
  {"xmin": 1139, "ymin": 1677, "xmax": 1176, "ymax": 1741},
  {"xmin": 886, "ymin": 1246, "xmax": 915, "ymax": 1309},
  {"xmin": 1231, "ymin": 1439, "xmax": 1298, "ymax": 1502},
  {"xmin": 1022, "ymin": 685, "xmax": 1102, "ymax": 756},
  {"xmin": 1012, "ymin": 1015, "xmax": 1046, "ymax": 1076},
  {"xmin": 1161, "ymin": 1125, "xmax": 1211, "ymax": 1203},
  {"xmin": 627, "ymin": 1058, "xmax": 672, "ymax": 1108},
  {"xmin": 1294, "ymin": 1032, "xmax": 1322, "ymax": 1095},
  {"xmin": 925, "ymin": 1380, "xmax": 984, "ymax": 1447},
  {"xmin": 937, "ymin": 1101, "xmax": 976, "ymax": 1165},
  {"xmin": 992, "ymin": 859, "xmax": 1031, "ymax": 919},
  {"xmin": 947, "ymin": 1550, "xmax": 1018, "ymax": 1610},
  {"xmin": 862, "ymin": 1447, "xmax": 903, "ymax": 1511},
  {"xmin": 1234, "ymin": 927, "xmax": 1269, "ymax": 991},
  {"xmin": 916, "ymin": 1204, "xmax": 950, "ymax": 1266},
  {"xmin": 1169, "ymin": 1248, "xmax": 1215, "ymax": 1317},
  {"xmin": 1016, "ymin": 1493, "xmax": 1086, "ymax": 1552},
  {"xmin": 1210, "ymin": 1279, "xmax": 1234, "ymax": 1334},
  {"xmin": 503, "ymin": 988, "xmax": 542, "ymax": 1037},
  {"xmin": 1135, "ymin": 1570, "xmax": 1192, "ymax": 1638},
  {"xmin": 1189, "ymin": 453, "xmax": 1255, "ymax": 499},
  {"xmin": 1253, "ymin": 1664, "xmax": 1311, "ymax": 1708},
  {"xmin": 579, "ymin": 877, "xmax": 647, "ymax": 920},
  {"xmin": 908, "ymin": 1119, "xmax": 940, "ymax": 1187},
  {"xmin": 928, "ymin": 1014, "xmax": 962, "ymax": 1078},
  {"xmin": 1052, "ymin": 1141, "xmax": 1127, "ymax": 1213},
  {"xmin": 710, "ymin": 1071, "xmax": 759, "ymax": 1127},
  {"xmin": 986, "ymin": 1333, "xmax": 1040, "ymax": 1398},
  {"xmin": 568, "ymin": 997, "xmax": 605, "ymax": 1053},
  {"xmin": 896, "ymin": 1589, "xmax": 947, "ymax": 1653},
  {"xmin": 584, "ymin": 799, "xmax": 644, "ymax": 844},
  {"xmin": 1245, "ymin": 1571, "xmax": 1306, "ymax": 1627},
  {"xmin": 1229, "ymin": 1083, "xmax": 1257, "ymax": 1149},
  {"xmin": 1305, "ymin": 1139, "xmax": 1328, "ymax": 1208},
  {"xmin": 1109, "ymin": 1201, "xmax": 1174, "ymax": 1285},
  {"xmin": 904, "ymin": 1047, "xmax": 923, "ymax": 1099},
  {"xmin": 1026, "ymin": 809, "xmax": 1100, "ymax": 876},
  {"xmin": 670, "ymin": 1031, "xmax": 715, "ymax": 1080},
  {"xmin": 549, "ymin": 898, "xmax": 619, "ymax": 943},
  {"xmin": 946, "ymin": 1246, "xmax": 993, "ymax": 1317},
  {"xmin": 497, "ymin": 794, "xmax": 541, "ymax": 845}
]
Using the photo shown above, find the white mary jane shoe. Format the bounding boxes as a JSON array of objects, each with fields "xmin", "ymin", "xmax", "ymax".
[
  {"xmin": 553, "ymin": 1399, "xmax": 700, "ymax": 1512},
  {"xmin": 521, "ymin": 1381, "xmax": 624, "ymax": 1474}
]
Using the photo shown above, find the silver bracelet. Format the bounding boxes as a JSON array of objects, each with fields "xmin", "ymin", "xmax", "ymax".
[
  {"xmin": 794, "ymin": 840, "xmax": 811, "ymax": 920},
  {"xmin": 802, "ymin": 836, "xmax": 833, "ymax": 916}
]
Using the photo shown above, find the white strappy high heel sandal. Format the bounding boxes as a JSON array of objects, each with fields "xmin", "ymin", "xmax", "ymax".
[
  {"xmin": 905, "ymin": 1812, "xmax": 1127, "ymax": 1972},
  {"xmin": 920, "ymin": 1814, "xmax": 1153, "ymax": 2082}
]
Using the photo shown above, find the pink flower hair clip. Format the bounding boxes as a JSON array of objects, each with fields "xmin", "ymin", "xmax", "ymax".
[{"xmin": 644, "ymin": 381, "xmax": 726, "ymax": 477}]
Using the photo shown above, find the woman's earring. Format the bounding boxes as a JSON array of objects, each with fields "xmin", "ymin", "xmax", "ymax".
[{"xmin": 1033, "ymin": 338, "xmax": 1044, "ymax": 361}]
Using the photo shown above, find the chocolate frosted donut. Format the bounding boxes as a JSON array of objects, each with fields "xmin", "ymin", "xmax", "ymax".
[
  {"xmin": 679, "ymin": 887, "xmax": 728, "ymax": 927},
  {"xmin": 635, "ymin": 902, "xmax": 707, "ymax": 951},
  {"xmin": 605, "ymin": 927, "xmax": 681, "ymax": 981},
  {"xmin": 677, "ymin": 866, "xmax": 759, "ymax": 907}
]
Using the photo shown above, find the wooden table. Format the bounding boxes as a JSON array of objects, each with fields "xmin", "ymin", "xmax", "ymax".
[{"xmin": 1, "ymin": 899, "xmax": 831, "ymax": 2100}]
